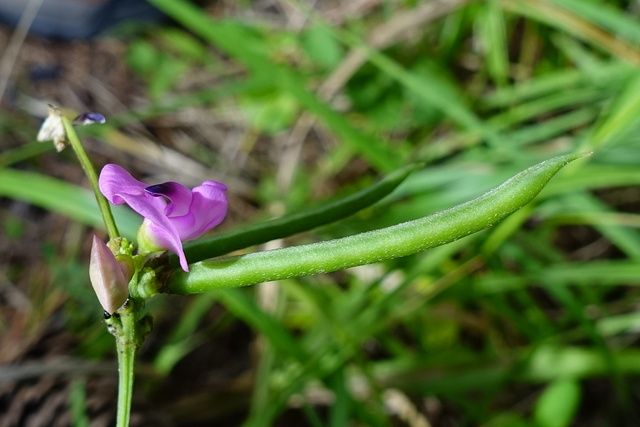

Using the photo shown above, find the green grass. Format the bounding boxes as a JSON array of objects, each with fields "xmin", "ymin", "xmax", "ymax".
[{"xmin": 3, "ymin": 0, "xmax": 640, "ymax": 425}]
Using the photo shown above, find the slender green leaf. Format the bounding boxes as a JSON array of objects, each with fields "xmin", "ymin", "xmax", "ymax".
[
  {"xmin": 0, "ymin": 168, "xmax": 140, "ymax": 239},
  {"xmin": 180, "ymin": 163, "xmax": 420, "ymax": 265},
  {"xmin": 147, "ymin": 0, "xmax": 400, "ymax": 172}
]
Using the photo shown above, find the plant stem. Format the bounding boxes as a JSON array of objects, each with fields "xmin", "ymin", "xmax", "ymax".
[
  {"xmin": 115, "ymin": 310, "xmax": 135, "ymax": 427},
  {"xmin": 107, "ymin": 299, "xmax": 150, "ymax": 427},
  {"xmin": 62, "ymin": 117, "xmax": 120, "ymax": 239}
]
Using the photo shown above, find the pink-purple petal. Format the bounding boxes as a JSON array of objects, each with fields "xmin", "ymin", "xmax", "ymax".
[
  {"xmin": 99, "ymin": 164, "xmax": 146, "ymax": 204},
  {"xmin": 143, "ymin": 220, "xmax": 190, "ymax": 271},
  {"xmin": 100, "ymin": 164, "xmax": 177, "ymax": 240},
  {"xmin": 145, "ymin": 181, "xmax": 193, "ymax": 217},
  {"xmin": 183, "ymin": 183, "xmax": 228, "ymax": 238}
]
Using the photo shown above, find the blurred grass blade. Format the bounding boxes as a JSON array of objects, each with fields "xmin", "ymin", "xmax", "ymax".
[
  {"xmin": 328, "ymin": 369, "xmax": 350, "ymax": 427},
  {"xmin": 147, "ymin": 0, "xmax": 400, "ymax": 172},
  {"xmin": 474, "ymin": 260, "xmax": 640, "ymax": 294},
  {"xmin": 561, "ymin": 192, "xmax": 640, "ymax": 260},
  {"xmin": 545, "ymin": 164, "xmax": 640, "ymax": 193},
  {"xmin": 584, "ymin": 71, "xmax": 640, "ymax": 149},
  {"xmin": 507, "ymin": 107, "xmax": 598, "ymax": 147},
  {"xmin": 180, "ymin": 163, "xmax": 421, "ymax": 265},
  {"xmin": 484, "ymin": 62, "xmax": 632, "ymax": 108},
  {"xmin": 534, "ymin": 379, "xmax": 581, "ymax": 427},
  {"xmin": 523, "ymin": 346, "xmax": 640, "ymax": 382},
  {"xmin": 506, "ymin": 0, "xmax": 640, "ymax": 64},
  {"xmin": 152, "ymin": 292, "xmax": 219, "ymax": 375},
  {"xmin": 478, "ymin": 0, "xmax": 509, "ymax": 87},
  {"xmin": 339, "ymin": 32, "xmax": 502, "ymax": 148},
  {"xmin": 212, "ymin": 288, "xmax": 307, "ymax": 361},
  {"xmin": 546, "ymin": 0, "xmax": 640, "ymax": 45},
  {"xmin": 0, "ymin": 142, "xmax": 52, "ymax": 167},
  {"xmin": 291, "ymin": 1, "xmax": 503, "ymax": 149},
  {"xmin": 68, "ymin": 379, "xmax": 90, "ymax": 427},
  {"xmin": 0, "ymin": 168, "xmax": 141, "ymax": 239}
]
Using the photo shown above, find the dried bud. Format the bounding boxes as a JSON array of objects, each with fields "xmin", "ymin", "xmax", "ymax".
[
  {"xmin": 36, "ymin": 104, "xmax": 67, "ymax": 152},
  {"xmin": 89, "ymin": 236, "xmax": 131, "ymax": 314}
]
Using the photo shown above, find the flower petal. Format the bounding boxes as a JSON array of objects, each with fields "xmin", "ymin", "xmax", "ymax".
[
  {"xmin": 140, "ymin": 219, "xmax": 190, "ymax": 271},
  {"xmin": 145, "ymin": 182, "xmax": 193, "ymax": 217},
  {"xmin": 179, "ymin": 181, "xmax": 228, "ymax": 240},
  {"xmin": 99, "ymin": 164, "xmax": 147, "ymax": 205},
  {"xmin": 100, "ymin": 164, "xmax": 178, "ymax": 238}
]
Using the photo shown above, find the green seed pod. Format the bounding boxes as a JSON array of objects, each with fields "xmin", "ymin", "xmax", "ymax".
[{"xmin": 166, "ymin": 153, "xmax": 589, "ymax": 294}]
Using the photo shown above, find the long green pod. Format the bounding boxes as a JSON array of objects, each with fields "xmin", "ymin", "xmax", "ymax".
[
  {"xmin": 166, "ymin": 153, "xmax": 588, "ymax": 294},
  {"xmin": 177, "ymin": 163, "xmax": 420, "ymax": 265}
]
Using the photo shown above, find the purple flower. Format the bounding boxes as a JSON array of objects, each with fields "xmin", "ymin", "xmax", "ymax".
[{"xmin": 99, "ymin": 164, "xmax": 228, "ymax": 271}]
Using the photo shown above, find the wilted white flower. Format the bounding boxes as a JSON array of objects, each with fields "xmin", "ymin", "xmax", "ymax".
[{"xmin": 36, "ymin": 104, "xmax": 67, "ymax": 152}]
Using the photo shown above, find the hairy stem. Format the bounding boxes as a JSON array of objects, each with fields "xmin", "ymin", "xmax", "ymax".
[{"xmin": 106, "ymin": 299, "xmax": 151, "ymax": 427}]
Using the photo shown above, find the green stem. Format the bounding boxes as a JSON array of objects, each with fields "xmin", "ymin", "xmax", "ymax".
[
  {"xmin": 166, "ymin": 153, "xmax": 589, "ymax": 294},
  {"xmin": 62, "ymin": 117, "xmax": 119, "ymax": 239},
  {"xmin": 115, "ymin": 315, "xmax": 135, "ymax": 427},
  {"xmin": 107, "ymin": 299, "xmax": 151, "ymax": 427}
]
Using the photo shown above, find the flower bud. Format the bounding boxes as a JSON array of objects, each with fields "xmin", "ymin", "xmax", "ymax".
[
  {"xmin": 89, "ymin": 236, "xmax": 131, "ymax": 314},
  {"xmin": 72, "ymin": 112, "xmax": 106, "ymax": 125}
]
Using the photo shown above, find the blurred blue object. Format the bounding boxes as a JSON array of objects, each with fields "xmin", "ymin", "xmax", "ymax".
[{"xmin": 0, "ymin": 0, "xmax": 165, "ymax": 39}]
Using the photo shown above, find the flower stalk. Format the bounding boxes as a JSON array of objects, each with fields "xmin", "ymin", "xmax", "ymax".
[
  {"xmin": 62, "ymin": 116, "xmax": 120, "ymax": 239},
  {"xmin": 49, "ymin": 109, "xmax": 143, "ymax": 426},
  {"xmin": 105, "ymin": 299, "xmax": 152, "ymax": 427}
]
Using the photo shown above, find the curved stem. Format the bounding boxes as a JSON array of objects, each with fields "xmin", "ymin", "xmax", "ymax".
[
  {"xmin": 166, "ymin": 153, "xmax": 589, "ymax": 294},
  {"xmin": 62, "ymin": 117, "xmax": 119, "ymax": 239}
]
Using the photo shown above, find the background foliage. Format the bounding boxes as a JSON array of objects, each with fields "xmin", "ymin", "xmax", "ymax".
[{"xmin": 2, "ymin": 0, "xmax": 640, "ymax": 425}]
